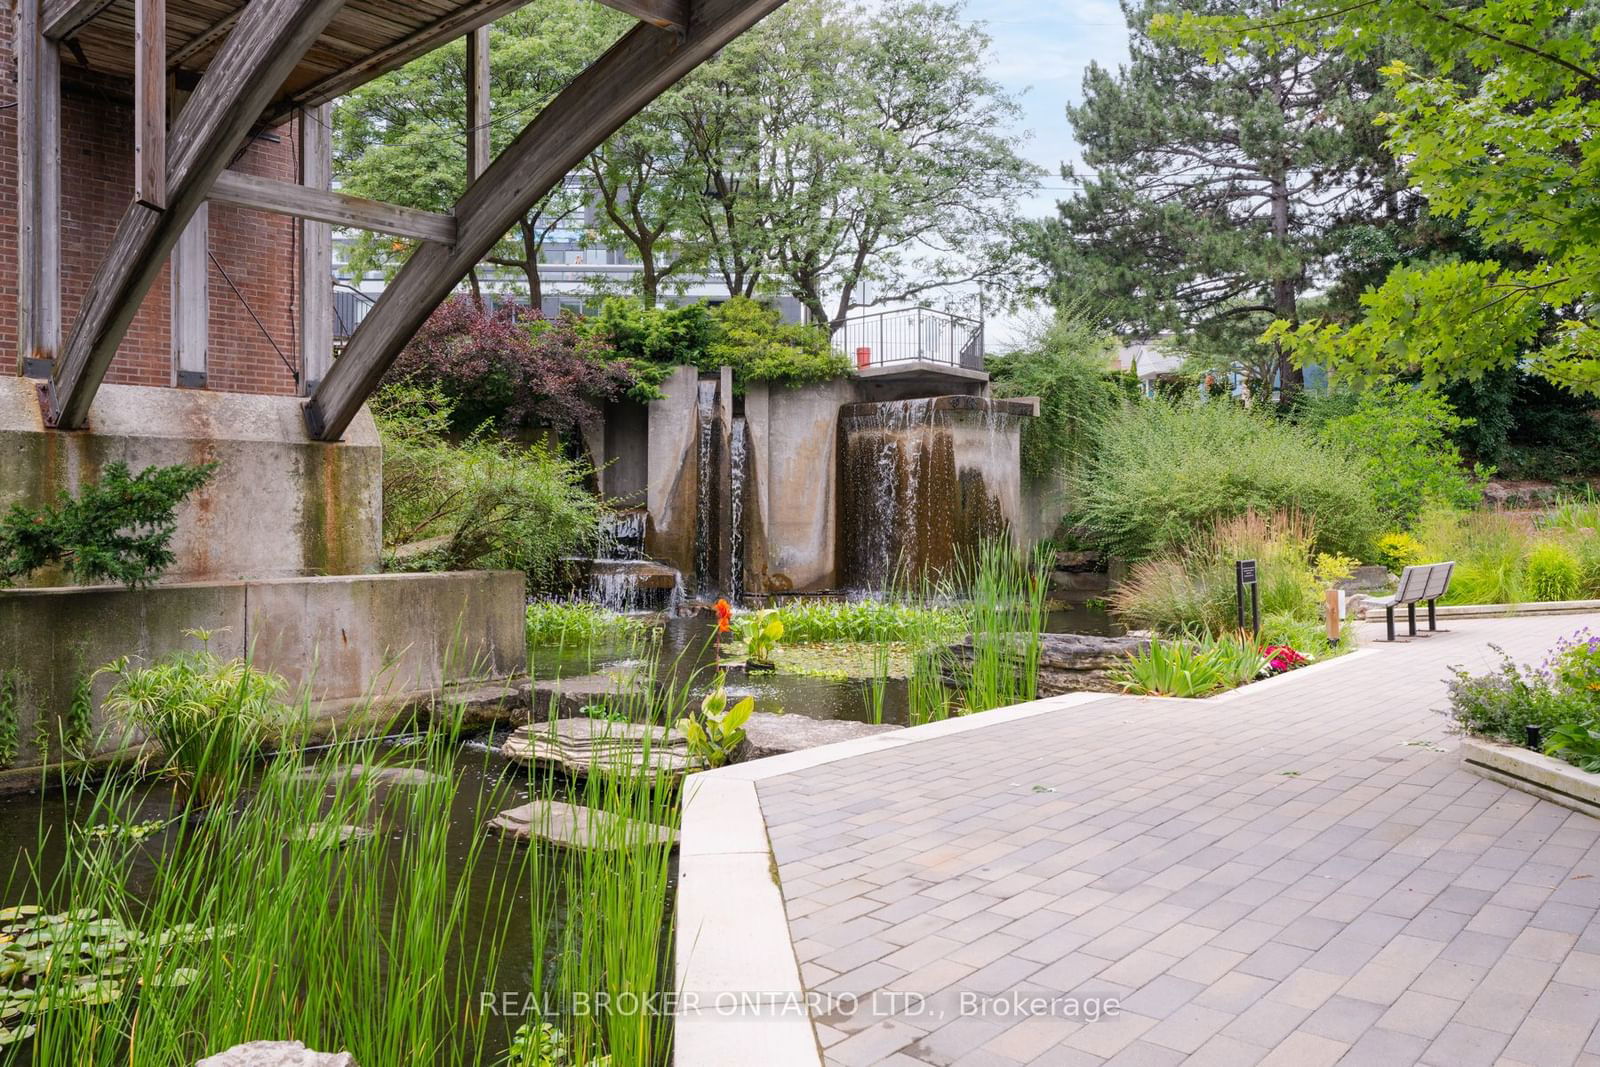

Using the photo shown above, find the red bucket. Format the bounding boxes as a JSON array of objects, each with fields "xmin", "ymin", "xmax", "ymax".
[{"xmin": 855, "ymin": 346, "xmax": 872, "ymax": 369}]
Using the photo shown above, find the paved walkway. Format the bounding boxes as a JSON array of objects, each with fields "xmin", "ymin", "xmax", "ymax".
[{"xmin": 753, "ymin": 615, "xmax": 1600, "ymax": 1066}]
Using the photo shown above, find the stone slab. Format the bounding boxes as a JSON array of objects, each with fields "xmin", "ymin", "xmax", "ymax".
[
  {"xmin": 742, "ymin": 712, "xmax": 902, "ymax": 760},
  {"xmin": 197, "ymin": 1041, "xmax": 357, "ymax": 1066},
  {"xmin": 501, "ymin": 719, "xmax": 701, "ymax": 779},
  {"xmin": 487, "ymin": 799, "xmax": 675, "ymax": 850}
]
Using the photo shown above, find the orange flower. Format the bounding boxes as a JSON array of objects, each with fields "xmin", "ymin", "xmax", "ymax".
[{"xmin": 715, "ymin": 598, "xmax": 732, "ymax": 633}]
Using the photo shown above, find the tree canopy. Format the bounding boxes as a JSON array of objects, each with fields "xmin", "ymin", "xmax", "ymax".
[
  {"xmin": 1164, "ymin": 0, "xmax": 1600, "ymax": 396},
  {"xmin": 1032, "ymin": 0, "xmax": 1408, "ymax": 397}
]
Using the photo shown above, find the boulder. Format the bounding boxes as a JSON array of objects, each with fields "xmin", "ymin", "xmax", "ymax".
[
  {"xmin": 945, "ymin": 632, "xmax": 1152, "ymax": 696},
  {"xmin": 741, "ymin": 713, "xmax": 901, "ymax": 760},
  {"xmin": 197, "ymin": 1041, "xmax": 357, "ymax": 1067}
]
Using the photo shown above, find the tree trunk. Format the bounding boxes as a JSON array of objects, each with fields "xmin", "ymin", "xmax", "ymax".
[{"xmin": 519, "ymin": 219, "xmax": 543, "ymax": 310}]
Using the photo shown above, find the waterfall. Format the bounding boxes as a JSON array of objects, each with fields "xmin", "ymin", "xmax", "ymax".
[
  {"xmin": 838, "ymin": 395, "xmax": 1017, "ymax": 590},
  {"xmin": 693, "ymin": 380, "xmax": 719, "ymax": 596},
  {"xmin": 729, "ymin": 416, "xmax": 747, "ymax": 602},
  {"xmin": 578, "ymin": 509, "xmax": 681, "ymax": 612}
]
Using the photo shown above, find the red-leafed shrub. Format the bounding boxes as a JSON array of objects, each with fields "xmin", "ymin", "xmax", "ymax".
[{"xmin": 385, "ymin": 297, "xmax": 633, "ymax": 434}]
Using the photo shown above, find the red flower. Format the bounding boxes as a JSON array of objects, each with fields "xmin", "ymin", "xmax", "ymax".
[
  {"xmin": 715, "ymin": 599, "xmax": 732, "ymax": 634},
  {"xmin": 1261, "ymin": 645, "xmax": 1308, "ymax": 672}
]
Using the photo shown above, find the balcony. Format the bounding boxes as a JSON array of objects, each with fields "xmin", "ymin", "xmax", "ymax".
[{"xmin": 833, "ymin": 308, "xmax": 988, "ymax": 387}]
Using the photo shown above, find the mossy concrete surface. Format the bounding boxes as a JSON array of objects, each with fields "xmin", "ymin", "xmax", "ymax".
[
  {"xmin": 0, "ymin": 376, "xmax": 381, "ymax": 584},
  {"xmin": 0, "ymin": 570, "xmax": 526, "ymax": 785}
]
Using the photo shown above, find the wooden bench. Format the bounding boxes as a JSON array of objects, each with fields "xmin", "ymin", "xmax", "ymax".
[{"xmin": 1368, "ymin": 562, "xmax": 1455, "ymax": 641}]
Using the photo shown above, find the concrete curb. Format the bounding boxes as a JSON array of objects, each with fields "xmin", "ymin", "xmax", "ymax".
[{"xmin": 1460, "ymin": 737, "xmax": 1600, "ymax": 820}]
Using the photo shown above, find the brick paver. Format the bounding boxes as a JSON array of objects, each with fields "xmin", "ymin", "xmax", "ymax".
[{"xmin": 756, "ymin": 616, "xmax": 1600, "ymax": 1066}]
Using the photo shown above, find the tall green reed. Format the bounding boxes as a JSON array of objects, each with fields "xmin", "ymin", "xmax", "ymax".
[{"xmin": 959, "ymin": 538, "xmax": 1052, "ymax": 715}]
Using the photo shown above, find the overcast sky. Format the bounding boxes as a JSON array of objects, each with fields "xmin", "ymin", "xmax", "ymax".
[{"xmin": 970, "ymin": 0, "xmax": 1132, "ymax": 347}]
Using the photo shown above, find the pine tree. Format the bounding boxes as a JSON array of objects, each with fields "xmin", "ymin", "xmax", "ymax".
[{"xmin": 1034, "ymin": 0, "xmax": 1409, "ymax": 398}]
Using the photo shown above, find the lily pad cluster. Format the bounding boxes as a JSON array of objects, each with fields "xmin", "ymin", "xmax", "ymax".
[{"xmin": 0, "ymin": 905, "xmax": 222, "ymax": 1047}]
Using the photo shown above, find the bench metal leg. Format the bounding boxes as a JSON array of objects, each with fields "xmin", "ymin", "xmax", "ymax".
[
  {"xmin": 1427, "ymin": 598, "xmax": 1447, "ymax": 633},
  {"xmin": 1407, "ymin": 602, "xmax": 1418, "ymax": 637},
  {"xmin": 1386, "ymin": 606, "xmax": 1396, "ymax": 642}
]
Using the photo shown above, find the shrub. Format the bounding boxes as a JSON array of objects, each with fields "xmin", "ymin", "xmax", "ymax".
[
  {"xmin": 1112, "ymin": 511, "xmax": 1323, "ymax": 635},
  {"xmin": 986, "ymin": 309, "xmax": 1124, "ymax": 481},
  {"xmin": 374, "ymin": 385, "xmax": 602, "ymax": 589},
  {"xmin": 385, "ymin": 297, "xmax": 633, "ymax": 435},
  {"xmin": 98, "ymin": 632, "xmax": 287, "ymax": 804},
  {"xmin": 1072, "ymin": 397, "xmax": 1380, "ymax": 561},
  {"xmin": 706, "ymin": 297, "xmax": 851, "ymax": 390},
  {"xmin": 1, "ymin": 461, "xmax": 215, "ymax": 589},
  {"xmin": 1311, "ymin": 383, "xmax": 1487, "ymax": 529},
  {"xmin": 592, "ymin": 296, "xmax": 850, "ymax": 397},
  {"xmin": 1373, "ymin": 531, "xmax": 1425, "ymax": 573},
  {"xmin": 1527, "ymin": 541, "xmax": 1583, "ymax": 602}
]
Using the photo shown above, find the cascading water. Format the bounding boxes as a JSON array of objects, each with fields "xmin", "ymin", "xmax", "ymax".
[
  {"xmin": 838, "ymin": 395, "xmax": 1017, "ymax": 590},
  {"xmin": 693, "ymin": 380, "xmax": 719, "ymax": 597},
  {"xmin": 579, "ymin": 509, "xmax": 682, "ymax": 612},
  {"xmin": 728, "ymin": 416, "xmax": 748, "ymax": 602}
]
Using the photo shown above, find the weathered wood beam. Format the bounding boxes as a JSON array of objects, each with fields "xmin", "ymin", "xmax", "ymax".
[
  {"xmin": 299, "ymin": 104, "xmax": 334, "ymax": 394},
  {"xmin": 305, "ymin": 0, "xmax": 787, "ymax": 441},
  {"xmin": 261, "ymin": 0, "xmax": 527, "ymax": 125},
  {"xmin": 45, "ymin": 0, "xmax": 350, "ymax": 430},
  {"xmin": 170, "ymin": 204, "xmax": 209, "ymax": 387},
  {"xmin": 209, "ymin": 169, "xmax": 458, "ymax": 244},
  {"xmin": 16, "ymin": 0, "xmax": 61, "ymax": 377},
  {"xmin": 40, "ymin": 0, "xmax": 113, "ymax": 40},
  {"xmin": 134, "ymin": 0, "xmax": 166, "ymax": 209},
  {"xmin": 167, "ymin": 8, "xmax": 239, "ymax": 69},
  {"xmin": 593, "ymin": 0, "xmax": 688, "ymax": 31},
  {"xmin": 466, "ymin": 24, "xmax": 491, "ymax": 184}
]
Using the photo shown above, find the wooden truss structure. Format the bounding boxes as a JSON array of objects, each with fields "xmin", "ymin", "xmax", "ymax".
[{"xmin": 14, "ymin": 0, "xmax": 783, "ymax": 436}]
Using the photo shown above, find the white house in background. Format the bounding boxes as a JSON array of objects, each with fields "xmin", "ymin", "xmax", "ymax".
[{"xmin": 1110, "ymin": 338, "xmax": 1186, "ymax": 395}]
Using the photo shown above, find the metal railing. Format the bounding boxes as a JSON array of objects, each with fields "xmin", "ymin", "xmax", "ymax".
[{"xmin": 833, "ymin": 308, "xmax": 985, "ymax": 371}]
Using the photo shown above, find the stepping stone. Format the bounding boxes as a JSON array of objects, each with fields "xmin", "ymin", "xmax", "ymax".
[
  {"xmin": 501, "ymin": 719, "xmax": 702, "ymax": 780},
  {"xmin": 197, "ymin": 1041, "xmax": 357, "ymax": 1067},
  {"xmin": 487, "ymin": 800, "xmax": 676, "ymax": 850},
  {"xmin": 290, "ymin": 765, "xmax": 447, "ymax": 788},
  {"xmin": 285, "ymin": 823, "xmax": 373, "ymax": 849},
  {"xmin": 741, "ymin": 713, "xmax": 902, "ymax": 760},
  {"xmin": 526, "ymin": 668, "xmax": 644, "ymax": 719}
]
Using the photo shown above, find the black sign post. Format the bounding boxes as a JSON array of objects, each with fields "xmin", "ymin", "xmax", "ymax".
[{"xmin": 1236, "ymin": 559, "xmax": 1260, "ymax": 638}]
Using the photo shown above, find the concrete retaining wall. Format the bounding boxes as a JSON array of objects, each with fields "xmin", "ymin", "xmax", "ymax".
[
  {"xmin": 645, "ymin": 366, "xmax": 702, "ymax": 577},
  {"xmin": 0, "ymin": 570, "xmax": 525, "ymax": 774},
  {"xmin": 0, "ymin": 377, "xmax": 381, "ymax": 583}
]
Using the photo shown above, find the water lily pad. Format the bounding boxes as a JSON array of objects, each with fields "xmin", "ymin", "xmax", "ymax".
[
  {"xmin": 142, "ymin": 966, "xmax": 198, "ymax": 988},
  {"xmin": 70, "ymin": 979, "xmax": 123, "ymax": 1006},
  {"xmin": 0, "ymin": 1023, "xmax": 35, "ymax": 1046},
  {"xmin": 0, "ymin": 908, "xmax": 40, "ymax": 924}
]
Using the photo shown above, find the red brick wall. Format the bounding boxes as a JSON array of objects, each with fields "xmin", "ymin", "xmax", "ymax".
[{"xmin": 3, "ymin": 22, "xmax": 303, "ymax": 397}]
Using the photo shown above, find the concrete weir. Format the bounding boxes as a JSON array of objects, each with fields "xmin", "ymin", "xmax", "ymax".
[{"xmin": 837, "ymin": 395, "xmax": 1031, "ymax": 587}]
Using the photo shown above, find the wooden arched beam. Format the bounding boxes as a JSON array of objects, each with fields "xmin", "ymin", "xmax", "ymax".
[
  {"xmin": 43, "ymin": 0, "xmax": 350, "ymax": 429},
  {"xmin": 303, "ymin": 0, "xmax": 786, "ymax": 441}
]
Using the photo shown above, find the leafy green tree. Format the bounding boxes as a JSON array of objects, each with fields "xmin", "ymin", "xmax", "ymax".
[
  {"xmin": 334, "ymin": 1, "xmax": 621, "ymax": 302},
  {"xmin": 662, "ymin": 0, "xmax": 1041, "ymax": 331},
  {"xmin": 986, "ymin": 310, "xmax": 1124, "ymax": 481},
  {"xmin": 1033, "ymin": 0, "xmax": 1408, "ymax": 398},
  {"xmin": 1304, "ymin": 383, "xmax": 1486, "ymax": 529},
  {"xmin": 1166, "ymin": 0, "xmax": 1600, "ymax": 396}
]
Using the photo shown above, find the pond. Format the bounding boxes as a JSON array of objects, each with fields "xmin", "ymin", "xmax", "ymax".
[
  {"xmin": 529, "ymin": 603, "xmax": 1121, "ymax": 728},
  {"xmin": 0, "ymin": 728, "xmax": 673, "ymax": 1066}
]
